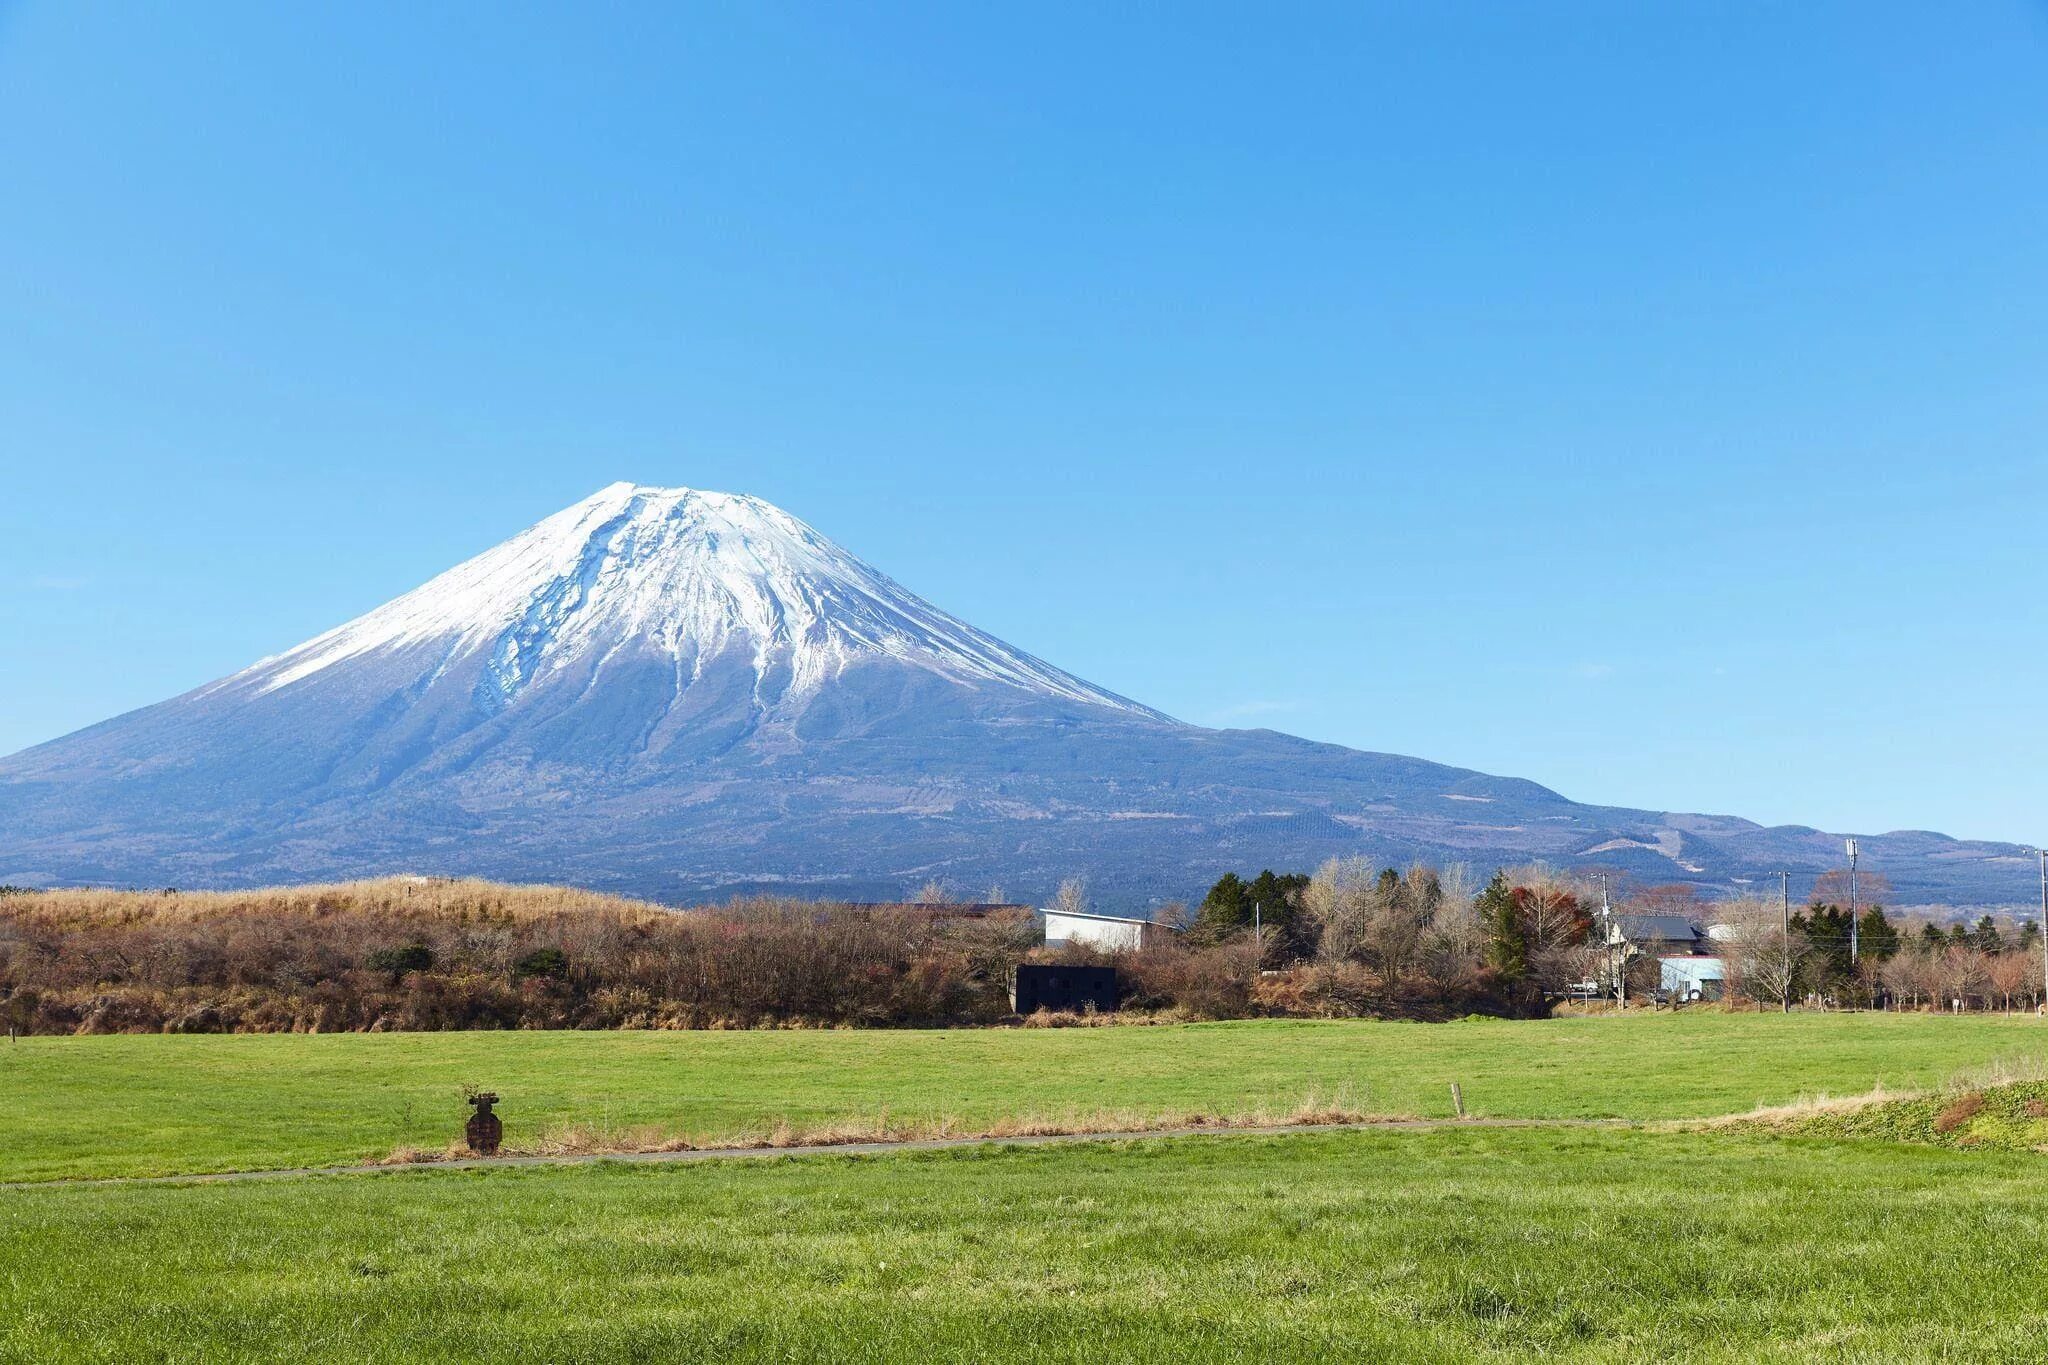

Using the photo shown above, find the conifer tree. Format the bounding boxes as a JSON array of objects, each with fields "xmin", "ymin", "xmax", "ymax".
[
  {"xmin": 1974, "ymin": 915, "xmax": 2003, "ymax": 956},
  {"xmin": 1857, "ymin": 906, "xmax": 1901, "ymax": 961},
  {"xmin": 1478, "ymin": 871, "xmax": 1526, "ymax": 981},
  {"xmin": 1193, "ymin": 872, "xmax": 1249, "ymax": 941}
]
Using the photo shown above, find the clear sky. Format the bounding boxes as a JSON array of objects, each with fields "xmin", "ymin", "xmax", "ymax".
[{"xmin": 3, "ymin": 2, "xmax": 2046, "ymax": 843}]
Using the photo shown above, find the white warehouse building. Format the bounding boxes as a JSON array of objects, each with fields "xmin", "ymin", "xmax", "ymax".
[{"xmin": 1042, "ymin": 908, "xmax": 1156, "ymax": 952}]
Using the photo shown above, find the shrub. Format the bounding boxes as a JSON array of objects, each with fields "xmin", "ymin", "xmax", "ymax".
[
  {"xmin": 0, "ymin": 880, "xmax": 1037, "ymax": 1034},
  {"xmin": 1255, "ymin": 962, "xmax": 1380, "ymax": 1018},
  {"xmin": 0, "ymin": 877, "xmax": 1541, "ymax": 1033},
  {"xmin": 1117, "ymin": 939, "xmax": 1256, "ymax": 1018},
  {"xmin": 365, "ymin": 942, "xmax": 435, "ymax": 978},
  {"xmin": 512, "ymin": 947, "xmax": 569, "ymax": 981}
]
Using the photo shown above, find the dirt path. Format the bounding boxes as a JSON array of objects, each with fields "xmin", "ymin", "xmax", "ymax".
[{"xmin": 0, "ymin": 1116, "xmax": 1633, "ymax": 1192}]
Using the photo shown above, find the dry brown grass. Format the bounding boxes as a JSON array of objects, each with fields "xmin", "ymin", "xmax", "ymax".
[
  {"xmin": 1687, "ymin": 1083, "xmax": 1907, "ymax": 1130},
  {"xmin": 0, "ymin": 880, "xmax": 1047, "ymax": 1032},
  {"xmin": 1016, "ymin": 1007, "xmax": 1200, "ymax": 1028},
  {"xmin": 1933, "ymin": 1092, "xmax": 1987, "ymax": 1134},
  {"xmin": 8, "ymin": 878, "xmax": 671, "ymax": 930},
  {"xmin": 1938, "ymin": 1055, "xmax": 2048, "ymax": 1091},
  {"xmin": 383, "ymin": 1090, "xmax": 1407, "ymax": 1167}
]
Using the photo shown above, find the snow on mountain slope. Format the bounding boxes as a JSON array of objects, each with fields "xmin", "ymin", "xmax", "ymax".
[{"xmin": 219, "ymin": 482, "xmax": 1165, "ymax": 720}]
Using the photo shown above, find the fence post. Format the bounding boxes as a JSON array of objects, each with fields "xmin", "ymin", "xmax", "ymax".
[{"xmin": 1450, "ymin": 1082, "xmax": 1465, "ymax": 1119}]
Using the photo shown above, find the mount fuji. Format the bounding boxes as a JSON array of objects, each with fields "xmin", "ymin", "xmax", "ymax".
[{"xmin": 0, "ymin": 483, "xmax": 2030, "ymax": 906}]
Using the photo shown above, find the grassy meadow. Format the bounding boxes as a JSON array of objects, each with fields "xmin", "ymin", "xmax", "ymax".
[
  {"xmin": 4, "ymin": 1011, "xmax": 2043, "ymax": 1181},
  {"xmin": 5, "ymin": 1125, "xmax": 2046, "ymax": 1362}
]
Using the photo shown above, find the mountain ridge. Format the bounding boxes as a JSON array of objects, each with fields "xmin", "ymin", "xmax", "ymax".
[{"xmin": 0, "ymin": 484, "xmax": 2033, "ymax": 908}]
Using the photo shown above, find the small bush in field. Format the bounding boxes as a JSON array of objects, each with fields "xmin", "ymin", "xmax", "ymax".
[
  {"xmin": 513, "ymin": 947, "xmax": 570, "ymax": 981},
  {"xmin": 365, "ymin": 942, "xmax": 436, "ymax": 978}
]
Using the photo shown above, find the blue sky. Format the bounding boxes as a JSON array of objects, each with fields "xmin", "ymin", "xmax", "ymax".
[{"xmin": 3, "ymin": 2, "xmax": 2046, "ymax": 843}]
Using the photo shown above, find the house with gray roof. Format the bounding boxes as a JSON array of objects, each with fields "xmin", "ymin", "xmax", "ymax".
[
  {"xmin": 1595, "ymin": 913, "xmax": 1723, "ymax": 1002},
  {"xmin": 1606, "ymin": 913, "xmax": 1707, "ymax": 956}
]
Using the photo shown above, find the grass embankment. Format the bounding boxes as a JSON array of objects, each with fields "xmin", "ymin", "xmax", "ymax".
[
  {"xmin": 4, "ymin": 1012, "xmax": 2041, "ymax": 1181},
  {"xmin": 1730, "ymin": 1070, "xmax": 2048, "ymax": 1153},
  {"xmin": 4, "ymin": 1126, "xmax": 2044, "ymax": 1362}
]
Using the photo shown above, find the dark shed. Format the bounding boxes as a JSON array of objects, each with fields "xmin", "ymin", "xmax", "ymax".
[{"xmin": 1010, "ymin": 963, "xmax": 1118, "ymax": 1016}]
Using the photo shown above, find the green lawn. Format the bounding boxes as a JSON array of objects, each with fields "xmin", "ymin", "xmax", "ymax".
[
  {"xmin": 4, "ymin": 1126, "xmax": 2045, "ymax": 1362},
  {"xmin": 4, "ymin": 1012, "xmax": 2041, "ymax": 1181}
]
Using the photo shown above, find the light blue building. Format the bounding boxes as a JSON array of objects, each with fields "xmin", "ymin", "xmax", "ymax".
[{"xmin": 1660, "ymin": 956, "xmax": 1727, "ymax": 1001}]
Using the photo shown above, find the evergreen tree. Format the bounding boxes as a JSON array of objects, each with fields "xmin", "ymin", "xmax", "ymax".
[
  {"xmin": 1243, "ymin": 870, "xmax": 1309, "ymax": 929},
  {"xmin": 1193, "ymin": 872, "xmax": 1249, "ymax": 941},
  {"xmin": 1857, "ymin": 906, "xmax": 1901, "ymax": 961},
  {"xmin": 1244, "ymin": 869, "xmax": 1313, "ymax": 963},
  {"xmin": 1947, "ymin": 923, "xmax": 1970, "ymax": 949},
  {"xmin": 2019, "ymin": 921, "xmax": 2042, "ymax": 954},
  {"xmin": 1974, "ymin": 915, "xmax": 2003, "ymax": 956},
  {"xmin": 1193, "ymin": 869, "xmax": 1312, "ymax": 961},
  {"xmin": 1793, "ymin": 905, "xmax": 1854, "ymax": 988},
  {"xmin": 1920, "ymin": 923, "xmax": 1946, "ymax": 950},
  {"xmin": 1478, "ymin": 871, "xmax": 1527, "ymax": 981}
]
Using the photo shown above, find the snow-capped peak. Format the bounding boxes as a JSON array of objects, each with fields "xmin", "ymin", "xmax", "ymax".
[{"xmin": 230, "ymin": 482, "xmax": 1166, "ymax": 719}]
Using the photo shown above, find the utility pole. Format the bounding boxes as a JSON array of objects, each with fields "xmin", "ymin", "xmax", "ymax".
[
  {"xmin": 1779, "ymin": 870, "xmax": 1791, "ymax": 1015},
  {"xmin": 2038, "ymin": 849, "xmax": 2046, "ymax": 1012},
  {"xmin": 1845, "ymin": 838, "xmax": 1860, "ymax": 967},
  {"xmin": 1596, "ymin": 872, "xmax": 1619, "ymax": 1010}
]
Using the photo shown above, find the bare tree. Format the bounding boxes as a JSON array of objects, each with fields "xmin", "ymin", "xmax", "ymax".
[
  {"xmin": 1301, "ymin": 857, "xmax": 1377, "ymax": 965},
  {"xmin": 908, "ymin": 879, "xmax": 954, "ymax": 906},
  {"xmin": 1808, "ymin": 868, "xmax": 1895, "ymax": 910},
  {"xmin": 1150, "ymin": 901, "xmax": 1193, "ymax": 933},
  {"xmin": 1428, "ymin": 863, "xmax": 1484, "ymax": 954},
  {"xmin": 1371, "ymin": 864, "xmax": 1444, "ymax": 986},
  {"xmin": 1880, "ymin": 944, "xmax": 1937, "ymax": 1011},
  {"xmin": 1986, "ymin": 949, "xmax": 2033, "ymax": 1013},
  {"xmin": 1051, "ymin": 878, "xmax": 1088, "ymax": 919},
  {"xmin": 1935, "ymin": 944, "xmax": 1989, "ymax": 1011},
  {"xmin": 1716, "ymin": 896, "xmax": 1803, "ymax": 1010},
  {"xmin": 1633, "ymin": 883, "xmax": 1711, "ymax": 916},
  {"xmin": 1619, "ymin": 946, "xmax": 1664, "ymax": 1003},
  {"xmin": 1302, "ymin": 860, "xmax": 1449, "ymax": 988},
  {"xmin": 1413, "ymin": 862, "xmax": 1485, "ymax": 994}
]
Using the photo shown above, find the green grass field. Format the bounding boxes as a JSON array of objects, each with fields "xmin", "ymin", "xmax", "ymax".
[
  {"xmin": 5, "ymin": 1125, "xmax": 2045, "ymax": 1362},
  {"xmin": 5, "ymin": 1012, "xmax": 2043, "ymax": 1181}
]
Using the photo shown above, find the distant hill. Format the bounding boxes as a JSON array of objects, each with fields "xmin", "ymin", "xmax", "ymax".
[{"xmin": 0, "ymin": 482, "xmax": 2032, "ymax": 907}]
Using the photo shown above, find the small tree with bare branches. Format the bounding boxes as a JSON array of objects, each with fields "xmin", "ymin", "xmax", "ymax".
[{"xmin": 1051, "ymin": 878, "xmax": 1088, "ymax": 919}]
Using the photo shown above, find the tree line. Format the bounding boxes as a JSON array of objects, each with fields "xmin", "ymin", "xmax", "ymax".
[
  {"xmin": 1177, "ymin": 860, "xmax": 2046, "ymax": 1014},
  {"xmin": 3, "ymin": 868, "xmax": 2038, "ymax": 1035},
  {"xmin": 1181, "ymin": 860, "xmax": 1588, "ymax": 1008}
]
